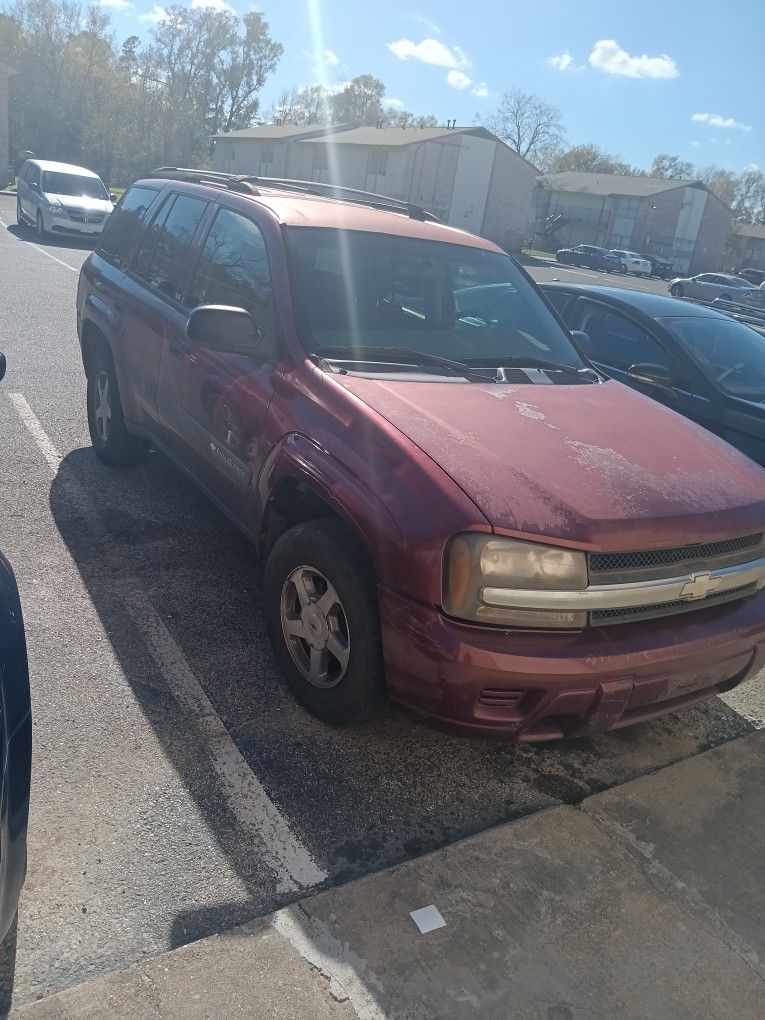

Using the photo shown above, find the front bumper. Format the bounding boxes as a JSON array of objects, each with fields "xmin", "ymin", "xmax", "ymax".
[
  {"xmin": 45, "ymin": 210, "xmax": 105, "ymax": 236},
  {"xmin": 378, "ymin": 586, "xmax": 765, "ymax": 740}
]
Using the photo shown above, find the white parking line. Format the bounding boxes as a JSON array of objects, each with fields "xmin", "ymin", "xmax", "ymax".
[
  {"xmin": 0, "ymin": 213, "xmax": 79, "ymax": 272},
  {"xmin": 7, "ymin": 390, "xmax": 327, "ymax": 893}
]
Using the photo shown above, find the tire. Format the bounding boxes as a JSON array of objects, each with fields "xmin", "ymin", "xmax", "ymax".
[
  {"xmin": 35, "ymin": 209, "xmax": 45, "ymax": 238},
  {"xmin": 670, "ymin": 284, "xmax": 683, "ymax": 298},
  {"xmin": 264, "ymin": 519, "xmax": 387, "ymax": 726},
  {"xmin": 720, "ymin": 294, "xmax": 731, "ymax": 301},
  {"xmin": 16, "ymin": 199, "xmax": 23, "ymax": 226},
  {"xmin": 86, "ymin": 349, "xmax": 148, "ymax": 466}
]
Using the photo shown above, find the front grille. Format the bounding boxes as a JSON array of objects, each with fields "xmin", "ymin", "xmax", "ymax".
[
  {"xmin": 590, "ymin": 582, "xmax": 757, "ymax": 627},
  {"xmin": 63, "ymin": 208, "xmax": 106, "ymax": 223},
  {"xmin": 590, "ymin": 533, "xmax": 762, "ymax": 574}
]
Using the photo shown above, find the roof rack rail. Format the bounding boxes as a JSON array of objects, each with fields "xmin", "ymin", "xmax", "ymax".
[
  {"xmin": 150, "ymin": 167, "xmax": 438, "ymax": 222},
  {"xmin": 244, "ymin": 177, "xmax": 439, "ymax": 223},
  {"xmin": 151, "ymin": 167, "xmax": 260, "ymax": 195}
]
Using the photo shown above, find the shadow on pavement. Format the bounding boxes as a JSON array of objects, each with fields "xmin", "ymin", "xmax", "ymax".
[
  {"xmin": 49, "ymin": 444, "xmax": 755, "ymax": 948},
  {"xmin": 6, "ymin": 221, "xmax": 96, "ymax": 251}
]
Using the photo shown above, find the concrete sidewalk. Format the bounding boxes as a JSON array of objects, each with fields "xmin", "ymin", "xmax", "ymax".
[{"xmin": 16, "ymin": 730, "xmax": 764, "ymax": 1019}]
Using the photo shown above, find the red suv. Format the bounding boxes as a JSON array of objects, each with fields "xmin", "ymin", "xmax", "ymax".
[{"xmin": 76, "ymin": 170, "xmax": 765, "ymax": 740}]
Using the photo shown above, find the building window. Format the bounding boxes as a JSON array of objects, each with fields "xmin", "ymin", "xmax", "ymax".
[{"xmin": 368, "ymin": 149, "xmax": 389, "ymax": 176}]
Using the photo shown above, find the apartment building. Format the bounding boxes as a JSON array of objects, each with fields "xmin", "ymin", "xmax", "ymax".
[{"xmin": 212, "ymin": 123, "xmax": 538, "ymax": 249}]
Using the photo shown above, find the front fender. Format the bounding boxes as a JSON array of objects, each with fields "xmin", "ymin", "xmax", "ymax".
[{"xmin": 256, "ymin": 433, "xmax": 404, "ymax": 587}]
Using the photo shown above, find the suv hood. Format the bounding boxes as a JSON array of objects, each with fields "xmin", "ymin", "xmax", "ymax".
[{"xmin": 337, "ymin": 376, "xmax": 765, "ymax": 548}]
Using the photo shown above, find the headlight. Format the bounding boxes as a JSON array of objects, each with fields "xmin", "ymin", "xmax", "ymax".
[
  {"xmin": 443, "ymin": 533, "xmax": 587, "ymax": 629},
  {"xmin": 46, "ymin": 201, "xmax": 66, "ymax": 216}
]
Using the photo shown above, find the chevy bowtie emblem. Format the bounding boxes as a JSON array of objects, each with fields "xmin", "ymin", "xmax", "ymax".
[{"xmin": 679, "ymin": 571, "xmax": 721, "ymax": 601}]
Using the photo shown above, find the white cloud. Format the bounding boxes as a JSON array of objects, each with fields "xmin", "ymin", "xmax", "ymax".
[
  {"xmin": 690, "ymin": 140, "xmax": 700, "ymax": 147},
  {"xmin": 98, "ymin": 0, "xmax": 133, "ymax": 9},
  {"xmin": 548, "ymin": 52, "xmax": 574, "ymax": 71},
  {"xmin": 323, "ymin": 49, "xmax": 339, "ymax": 67},
  {"xmin": 447, "ymin": 69, "xmax": 471, "ymax": 90},
  {"xmin": 471, "ymin": 82, "xmax": 490, "ymax": 98},
  {"xmin": 387, "ymin": 37, "xmax": 469, "ymax": 70},
  {"xmin": 744, "ymin": 163, "xmax": 760, "ymax": 171},
  {"xmin": 588, "ymin": 39, "xmax": 679, "ymax": 79},
  {"xmin": 383, "ymin": 97, "xmax": 405, "ymax": 109},
  {"xmin": 139, "ymin": 4, "xmax": 167, "ymax": 20},
  {"xmin": 410, "ymin": 13, "xmax": 440, "ymax": 34},
  {"xmin": 691, "ymin": 112, "xmax": 751, "ymax": 131},
  {"xmin": 190, "ymin": 0, "xmax": 234, "ymax": 11}
]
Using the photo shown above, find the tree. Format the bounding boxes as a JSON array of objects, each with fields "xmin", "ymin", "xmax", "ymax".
[
  {"xmin": 546, "ymin": 143, "xmax": 635, "ymax": 175},
  {"xmin": 651, "ymin": 154, "xmax": 694, "ymax": 180},
  {"xmin": 697, "ymin": 166, "xmax": 739, "ymax": 211},
  {"xmin": 329, "ymin": 75, "xmax": 386, "ymax": 126},
  {"xmin": 382, "ymin": 109, "xmax": 438, "ymax": 128},
  {"xmin": 733, "ymin": 168, "xmax": 765, "ymax": 225},
  {"xmin": 479, "ymin": 89, "xmax": 565, "ymax": 166},
  {"xmin": 0, "ymin": 0, "xmax": 283, "ymax": 181}
]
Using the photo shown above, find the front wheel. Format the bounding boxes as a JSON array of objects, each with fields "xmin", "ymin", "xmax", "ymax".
[
  {"xmin": 16, "ymin": 199, "xmax": 23, "ymax": 226},
  {"xmin": 86, "ymin": 351, "xmax": 148, "ymax": 466},
  {"xmin": 35, "ymin": 210, "xmax": 45, "ymax": 238},
  {"xmin": 264, "ymin": 519, "xmax": 387, "ymax": 726}
]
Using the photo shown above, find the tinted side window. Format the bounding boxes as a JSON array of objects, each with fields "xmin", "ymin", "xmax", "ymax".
[
  {"xmin": 188, "ymin": 207, "xmax": 276, "ymax": 354},
  {"xmin": 544, "ymin": 290, "xmax": 572, "ymax": 318},
  {"xmin": 578, "ymin": 303, "xmax": 671, "ymax": 371},
  {"xmin": 132, "ymin": 193, "xmax": 206, "ymax": 301},
  {"xmin": 97, "ymin": 186, "xmax": 160, "ymax": 268}
]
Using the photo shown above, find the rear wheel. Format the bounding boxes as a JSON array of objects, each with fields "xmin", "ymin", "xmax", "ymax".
[
  {"xmin": 86, "ymin": 350, "xmax": 148, "ymax": 466},
  {"xmin": 264, "ymin": 519, "xmax": 387, "ymax": 726},
  {"xmin": 670, "ymin": 284, "xmax": 683, "ymax": 298}
]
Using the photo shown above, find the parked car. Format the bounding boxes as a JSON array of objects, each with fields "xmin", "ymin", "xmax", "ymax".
[
  {"xmin": 555, "ymin": 245, "xmax": 620, "ymax": 272},
  {"xmin": 16, "ymin": 159, "xmax": 115, "ymax": 239},
  {"xmin": 541, "ymin": 282, "xmax": 765, "ymax": 465},
  {"xmin": 669, "ymin": 272, "xmax": 753, "ymax": 302},
  {"xmin": 610, "ymin": 250, "xmax": 651, "ymax": 276},
  {"xmin": 642, "ymin": 254, "xmax": 673, "ymax": 279},
  {"xmin": 738, "ymin": 268, "xmax": 765, "ymax": 287},
  {"xmin": 0, "ymin": 353, "xmax": 33, "ymax": 949},
  {"xmin": 76, "ymin": 170, "xmax": 765, "ymax": 741}
]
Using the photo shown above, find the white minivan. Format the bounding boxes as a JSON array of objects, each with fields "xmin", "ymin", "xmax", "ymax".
[{"xmin": 16, "ymin": 159, "xmax": 114, "ymax": 239}]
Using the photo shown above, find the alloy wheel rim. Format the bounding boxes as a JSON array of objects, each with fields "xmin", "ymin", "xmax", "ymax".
[
  {"xmin": 280, "ymin": 565, "xmax": 350, "ymax": 689},
  {"xmin": 93, "ymin": 370, "xmax": 112, "ymax": 442}
]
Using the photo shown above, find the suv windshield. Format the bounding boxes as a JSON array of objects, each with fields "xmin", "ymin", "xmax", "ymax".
[
  {"xmin": 659, "ymin": 315, "xmax": 765, "ymax": 400},
  {"xmin": 286, "ymin": 227, "xmax": 585, "ymax": 370},
  {"xmin": 41, "ymin": 171, "xmax": 108, "ymax": 200}
]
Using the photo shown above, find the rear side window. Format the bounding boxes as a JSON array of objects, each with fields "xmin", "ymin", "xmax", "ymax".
[
  {"xmin": 132, "ymin": 193, "xmax": 207, "ymax": 302},
  {"xmin": 578, "ymin": 303, "xmax": 671, "ymax": 370},
  {"xmin": 188, "ymin": 207, "xmax": 276, "ymax": 354},
  {"xmin": 98, "ymin": 185, "xmax": 160, "ymax": 268}
]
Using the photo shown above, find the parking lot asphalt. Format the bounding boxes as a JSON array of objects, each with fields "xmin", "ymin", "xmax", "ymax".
[{"xmin": 0, "ymin": 200, "xmax": 762, "ymax": 1008}]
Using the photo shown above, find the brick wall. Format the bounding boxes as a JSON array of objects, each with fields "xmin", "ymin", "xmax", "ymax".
[
  {"xmin": 480, "ymin": 143, "xmax": 537, "ymax": 247},
  {"xmin": 691, "ymin": 192, "xmax": 732, "ymax": 273}
]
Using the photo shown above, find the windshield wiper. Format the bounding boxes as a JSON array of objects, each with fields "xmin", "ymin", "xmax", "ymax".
[
  {"xmin": 464, "ymin": 354, "xmax": 600, "ymax": 378},
  {"xmin": 312, "ymin": 346, "xmax": 492, "ymax": 382}
]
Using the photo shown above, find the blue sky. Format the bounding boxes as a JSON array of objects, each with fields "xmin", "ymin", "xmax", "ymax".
[{"xmin": 104, "ymin": 0, "xmax": 763, "ymax": 172}]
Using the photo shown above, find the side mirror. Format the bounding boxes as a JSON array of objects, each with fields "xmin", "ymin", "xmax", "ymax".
[
  {"xmin": 0, "ymin": 353, "xmax": 6, "ymax": 382},
  {"xmin": 186, "ymin": 305, "xmax": 261, "ymax": 356},
  {"xmin": 109, "ymin": 193, "xmax": 117, "ymax": 204},
  {"xmin": 628, "ymin": 362, "xmax": 673, "ymax": 389},
  {"xmin": 29, "ymin": 181, "xmax": 39, "ymax": 193}
]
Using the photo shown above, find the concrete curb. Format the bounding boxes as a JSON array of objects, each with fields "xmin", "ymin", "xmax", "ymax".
[{"xmin": 14, "ymin": 730, "xmax": 765, "ymax": 1018}]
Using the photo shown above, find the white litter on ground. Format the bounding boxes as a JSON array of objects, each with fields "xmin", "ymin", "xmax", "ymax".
[{"xmin": 409, "ymin": 905, "xmax": 446, "ymax": 934}]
